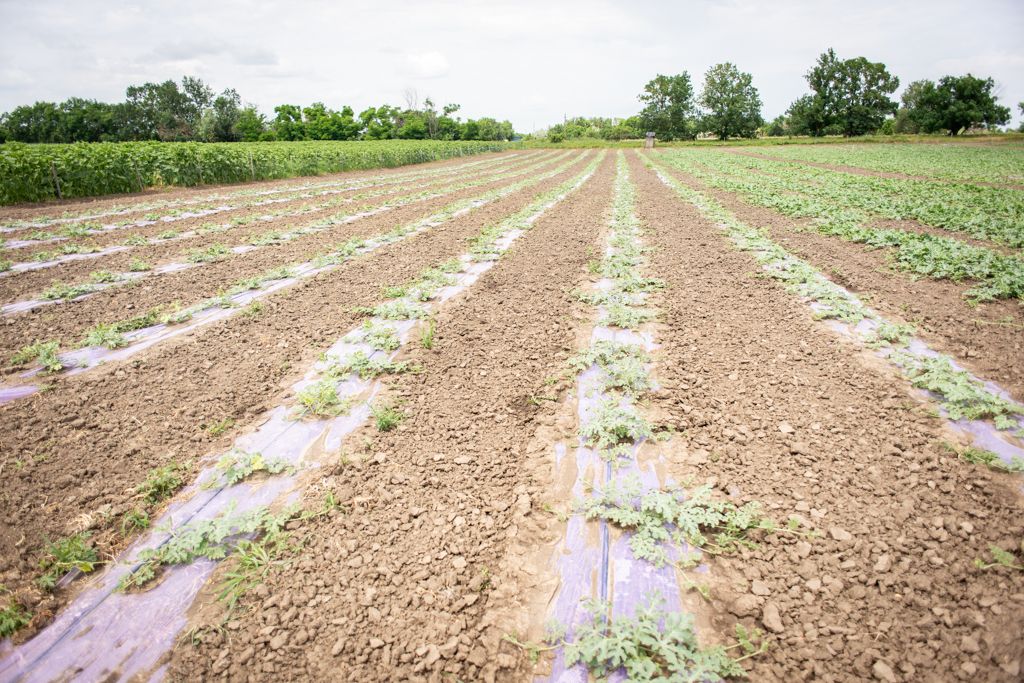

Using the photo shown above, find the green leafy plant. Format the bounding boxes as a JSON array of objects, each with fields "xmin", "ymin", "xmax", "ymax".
[
  {"xmin": 119, "ymin": 506, "xmax": 293, "ymax": 591},
  {"xmin": 347, "ymin": 320, "xmax": 400, "ymax": 352},
  {"xmin": 601, "ymin": 303, "xmax": 655, "ymax": 329},
  {"xmin": 294, "ymin": 378, "xmax": 352, "ymax": 418},
  {"xmin": 355, "ymin": 300, "xmax": 428, "ymax": 320},
  {"xmin": 41, "ymin": 281, "xmax": 96, "ymax": 301},
  {"xmin": 37, "ymin": 533, "xmax": 99, "ymax": 591},
  {"xmin": 128, "ymin": 258, "xmax": 152, "ymax": 272},
  {"xmin": 327, "ymin": 350, "xmax": 412, "ymax": 380},
  {"xmin": 213, "ymin": 449, "xmax": 294, "ymax": 486},
  {"xmin": 974, "ymin": 544, "xmax": 1024, "ymax": 571},
  {"xmin": 580, "ymin": 477, "xmax": 775, "ymax": 567},
  {"xmin": 900, "ymin": 355, "xmax": 1024, "ymax": 428},
  {"xmin": 89, "ymin": 270, "xmax": 121, "ymax": 284},
  {"xmin": 564, "ymin": 598, "xmax": 763, "ymax": 681},
  {"xmin": 11, "ymin": 340, "xmax": 64, "ymax": 373},
  {"xmin": 80, "ymin": 323, "xmax": 129, "ymax": 349},
  {"xmin": 123, "ymin": 234, "xmax": 149, "ymax": 246},
  {"xmin": 186, "ymin": 243, "xmax": 231, "ymax": 264},
  {"xmin": 570, "ymin": 340, "xmax": 651, "ymax": 395},
  {"xmin": 580, "ymin": 398, "xmax": 653, "ymax": 463}
]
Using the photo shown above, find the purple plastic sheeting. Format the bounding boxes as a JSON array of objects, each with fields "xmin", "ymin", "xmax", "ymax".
[{"xmin": 0, "ymin": 160, "xmax": 596, "ymax": 683}]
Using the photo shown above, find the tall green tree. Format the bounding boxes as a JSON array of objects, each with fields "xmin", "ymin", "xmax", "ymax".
[
  {"xmin": 638, "ymin": 73, "xmax": 697, "ymax": 140},
  {"xmin": 233, "ymin": 106, "xmax": 267, "ymax": 141},
  {"xmin": 198, "ymin": 89, "xmax": 242, "ymax": 142},
  {"xmin": 903, "ymin": 75, "xmax": 1010, "ymax": 135},
  {"xmin": 272, "ymin": 104, "xmax": 305, "ymax": 141},
  {"xmin": 786, "ymin": 49, "xmax": 899, "ymax": 136},
  {"xmin": 698, "ymin": 63, "xmax": 763, "ymax": 139}
]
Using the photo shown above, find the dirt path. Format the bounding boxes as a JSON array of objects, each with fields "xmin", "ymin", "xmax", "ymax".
[
  {"xmin": 651, "ymin": 158, "xmax": 1024, "ymax": 405},
  {"xmin": 0, "ymin": 152, "xmax": 598, "ymax": 641},
  {"xmin": 0, "ymin": 153, "xmax": 582, "ymax": 356},
  {"xmin": 167, "ymin": 154, "xmax": 616, "ymax": 681},
  {"xmin": 627, "ymin": 151, "xmax": 1024, "ymax": 681}
]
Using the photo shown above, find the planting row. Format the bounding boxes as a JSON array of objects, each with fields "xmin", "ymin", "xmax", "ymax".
[
  {"xmin": 718, "ymin": 150, "xmax": 1024, "ymax": 248},
  {"xmin": 754, "ymin": 142, "xmax": 1024, "ymax": 184},
  {"xmin": 0, "ymin": 150, "xmax": 534, "ymax": 239},
  {"xmin": 0, "ymin": 153, "xmax": 588, "ymax": 400},
  {"xmin": 0, "ymin": 151, "xmax": 605, "ymax": 679},
  {"xmin": 644, "ymin": 152, "xmax": 1024, "ymax": 464},
  {"xmin": 0, "ymin": 151, "xmax": 562, "ymax": 309},
  {"xmin": 523, "ymin": 153, "xmax": 772, "ymax": 680},
  {"xmin": 658, "ymin": 150, "xmax": 1024, "ymax": 302}
]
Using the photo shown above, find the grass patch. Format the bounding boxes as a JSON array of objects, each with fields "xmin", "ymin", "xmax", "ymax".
[
  {"xmin": 370, "ymin": 402, "xmax": 404, "ymax": 431},
  {"xmin": 420, "ymin": 318, "xmax": 436, "ymax": 349},
  {"xmin": 138, "ymin": 462, "xmax": 187, "ymax": 504},
  {"xmin": 0, "ymin": 600, "xmax": 31, "ymax": 638}
]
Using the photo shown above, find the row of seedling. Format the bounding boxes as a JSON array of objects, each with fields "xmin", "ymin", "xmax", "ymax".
[
  {"xmin": 645, "ymin": 152, "xmax": 1024, "ymax": 461},
  {"xmin": 0, "ymin": 150, "xmax": 535, "ymax": 233},
  {"xmin": 0, "ymin": 151, "xmax": 562, "ymax": 289},
  {"xmin": 0, "ymin": 151, "xmax": 603, "ymax": 670},
  {"xmin": 658, "ymin": 151, "xmax": 1024, "ymax": 302},
  {"xmin": 1, "ymin": 153, "xmax": 589, "ymax": 396},
  {"xmin": 532, "ymin": 153, "xmax": 770, "ymax": 681}
]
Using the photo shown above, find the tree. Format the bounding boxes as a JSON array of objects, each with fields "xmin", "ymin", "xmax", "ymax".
[
  {"xmin": 272, "ymin": 104, "xmax": 305, "ymax": 141},
  {"xmin": 698, "ymin": 63, "xmax": 763, "ymax": 139},
  {"xmin": 1019, "ymin": 102, "xmax": 1024, "ymax": 133},
  {"xmin": 785, "ymin": 94, "xmax": 830, "ymax": 136},
  {"xmin": 903, "ymin": 75, "xmax": 1010, "ymax": 135},
  {"xmin": 234, "ymin": 106, "xmax": 267, "ymax": 141},
  {"xmin": 124, "ymin": 76, "xmax": 214, "ymax": 140},
  {"xmin": 786, "ymin": 49, "xmax": 899, "ymax": 136},
  {"xmin": 198, "ymin": 89, "xmax": 242, "ymax": 142},
  {"xmin": 638, "ymin": 73, "xmax": 697, "ymax": 140}
]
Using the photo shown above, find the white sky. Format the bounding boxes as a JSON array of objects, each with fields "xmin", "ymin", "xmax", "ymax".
[{"xmin": 1, "ymin": 0, "xmax": 1022, "ymax": 132}]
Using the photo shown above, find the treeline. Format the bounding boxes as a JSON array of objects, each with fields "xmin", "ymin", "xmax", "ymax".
[
  {"xmin": 544, "ymin": 49, "xmax": 1019, "ymax": 141},
  {"xmin": 0, "ymin": 77, "xmax": 516, "ymax": 144}
]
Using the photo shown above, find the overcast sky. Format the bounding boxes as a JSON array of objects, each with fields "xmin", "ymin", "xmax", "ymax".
[{"xmin": 1, "ymin": 0, "xmax": 1022, "ymax": 132}]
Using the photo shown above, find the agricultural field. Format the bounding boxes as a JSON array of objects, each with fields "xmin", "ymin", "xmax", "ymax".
[{"xmin": 0, "ymin": 142, "xmax": 1022, "ymax": 683}]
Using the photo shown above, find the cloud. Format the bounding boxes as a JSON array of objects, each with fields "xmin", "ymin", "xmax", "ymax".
[{"xmin": 404, "ymin": 51, "xmax": 450, "ymax": 79}]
